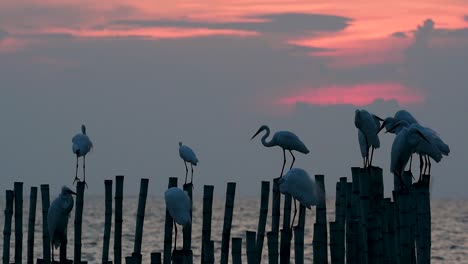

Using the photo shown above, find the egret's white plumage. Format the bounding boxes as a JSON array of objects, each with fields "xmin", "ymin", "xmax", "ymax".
[
  {"xmin": 355, "ymin": 109, "xmax": 381, "ymax": 167},
  {"xmin": 165, "ymin": 187, "xmax": 191, "ymax": 250},
  {"xmin": 72, "ymin": 124, "xmax": 93, "ymax": 186},
  {"xmin": 251, "ymin": 125, "xmax": 309, "ymax": 178},
  {"xmin": 279, "ymin": 168, "xmax": 322, "ymax": 228},
  {"xmin": 380, "ymin": 109, "xmax": 418, "ymax": 134},
  {"xmin": 179, "ymin": 142, "xmax": 199, "ymax": 184},
  {"xmin": 47, "ymin": 186, "xmax": 76, "ymax": 260}
]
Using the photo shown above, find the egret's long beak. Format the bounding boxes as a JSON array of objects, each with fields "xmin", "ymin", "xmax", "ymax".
[
  {"xmin": 378, "ymin": 121, "xmax": 386, "ymax": 134},
  {"xmin": 70, "ymin": 190, "xmax": 77, "ymax": 195},
  {"xmin": 374, "ymin": 115, "xmax": 384, "ymax": 122},
  {"xmin": 386, "ymin": 122, "xmax": 401, "ymax": 134},
  {"xmin": 251, "ymin": 128, "xmax": 262, "ymax": 140}
]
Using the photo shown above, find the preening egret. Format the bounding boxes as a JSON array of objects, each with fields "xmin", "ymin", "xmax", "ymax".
[
  {"xmin": 72, "ymin": 124, "xmax": 93, "ymax": 187},
  {"xmin": 179, "ymin": 142, "xmax": 199, "ymax": 185},
  {"xmin": 390, "ymin": 124, "xmax": 431, "ymax": 189},
  {"xmin": 279, "ymin": 168, "xmax": 321, "ymax": 229},
  {"xmin": 165, "ymin": 187, "xmax": 191, "ymax": 251},
  {"xmin": 48, "ymin": 186, "xmax": 76, "ymax": 261},
  {"xmin": 389, "ymin": 121, "xmax": 449, "ymax": 180},
  {"xmin": 354, "ymin": 109, "xmax": 382, "ymax": 168},
  {"xmin": 251, "ymin": 125, "xmax": 309, "ymax": 178}
]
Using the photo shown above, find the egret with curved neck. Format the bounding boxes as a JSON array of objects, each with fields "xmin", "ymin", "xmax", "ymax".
[{"xmin": 251, "ymin": 125, "xmax": 310, "ymax": 178}]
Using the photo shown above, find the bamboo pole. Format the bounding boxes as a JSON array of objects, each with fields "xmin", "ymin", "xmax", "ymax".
[
  {"xmin": 163, "ymin": 177, "xmax": 178, "ymax": 264},
  {"xmin": 3, "ymin": 190, "xmax": 14, "ymax": 264},
  {"xmin": 40, "ymin": 184, "xmax": 51, "ymax": 264},
  {"xmin": 267, "ymin": 232, "xmax": 278, "ymax": 264},
  {"xmin": 392, "ymin": 191, "xmax": 400, "ymax": 264},
  {"xmin": 133, "ymin": 178, "xmax": 149, "ymax": 261},
  {"xmin": 397, "ymin": 188, "xmax": 411, "ymax": 263},
  {"xmin": 279, "ymin": 193, "xmax": 292, "ymax": 264},
  {"xmin": 114, "ymin": 175, "xmax": 124, "ymax": 264},
  {"xmin": 256, "ymin": 181, "xmax": 270, "ymax": 264},
  {"xmin": 182, "ymin": 183, "xmax": 193, "ymax": 263},
  {"xmin": 150, "ymin": 252, "xmax": 161, "ymax": 264},
  {"xmin": 415, "ymin": 174, "xmax": 431, "ymax": 264},
  {"xmin": 329, "ymin": 221, "xmax": 338, "ymax": 264},
  {"xmin": 102, "ymin": 180, "xmax": 113, "ymax": 264},
  {"xmin": 335, "ymin": 177, "xmax": 346, "ymax": 264},
  {"xmin": 231, "ymin": 237, "xmax": 242, "ymax": 264},
  {"xmin": 345, "ymin": 181, "xmax": 358, "ymax": 264},
  {"xmin": 74, "ymin": 181, "xmax": 86, "ymax": 264},
  {"xmin": 27, "ymin": 187, "xmax": 38, "ymax": 264},
  {"xmin": 125, "ymin": 256, "xmax": 135, "ymax": 264},
  {"xmin": 293, "ymin": 227, "xmax": 304, "ymax": 264},
  {"xmin": 383, "ymin": 198, "xmax": 396, "ymax": 264},
  {"xmin": 312, "ymin": 174, "xmax": 327, "ymax": 264},
  {"xmin": 203, "ymin": 241, "xmax": 214, "ymax": 264},
  {"xmin": 14, "ymin": 182, "xmax": 23, "ymax": 264},
  {"xmin": 201, "ymin": 185, "xmax": 214, "ymax": 264},
  {"xmin": 220, "ymin": 182, "xmax": 236, "ymax": 264},
  {"xmin": 246, "ymin": 231, "xmax": 257, "ymax": 264},
  {"xmin": 358, "ymin": 168, "xmax": 369, "ymax": 264}
]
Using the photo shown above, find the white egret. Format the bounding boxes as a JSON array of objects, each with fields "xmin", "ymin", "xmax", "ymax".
[
  {"xmin": 251, "ymin": 125, "xmax": 310, "ymax": 178},
  {"xmin": 165, "ymin": 187, "xmax": 191, "ymax": 251},
  {"xmin": 354, "ymin": 109, "xmax": 382, "ymax": 167},
  {"xmin": 72, "ymin": 124, "xmax": 93, "ymax": 187},
  {"xmin": 279, "ymin": 168, "xmax": 321, "ymax": 229},
  {"xmin": 48, "ymin": 186, "xmax": 76, "ymax": 261},
  {"xmin": 390, "ymin": 124, "xmax": 432, "ymax": 189},
  {"xmin": 179, "ymin": 142, "xmax": 199, "ymax": 185}
]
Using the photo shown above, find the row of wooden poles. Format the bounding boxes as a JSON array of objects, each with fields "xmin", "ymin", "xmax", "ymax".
[{"xmin": 2, "ymin": 167, "xmax": 431, "ymax": 263}]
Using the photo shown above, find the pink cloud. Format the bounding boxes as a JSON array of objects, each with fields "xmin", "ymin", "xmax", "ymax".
[{"xmin": 277, "ymin": 83, "xmax": 425, "ymax": 106}]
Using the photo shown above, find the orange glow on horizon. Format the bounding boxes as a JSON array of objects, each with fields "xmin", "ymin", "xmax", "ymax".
[{"xmin": 278, "ymin": 83, "xmax": 425, "ymax": 106}]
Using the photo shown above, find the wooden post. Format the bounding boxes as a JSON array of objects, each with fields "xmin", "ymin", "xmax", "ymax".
[
  {"xmin": 397, "ymin": 189, "xmax": 411, "ymax": 263},
  {"xmin": 203, "ymin": 241, "xmax": 214, "ymax": 264},
  {"xmin": 150, "ymin": 252, "xmax": 161, "ymax": 264},
  {"xmin": 358, "ymin": 168, "xmax": 369, "ymax": 264},
  {"xmin": 231, "ymin": 237, "xmax": 242, "ymax": 264},
  {"xmin": 114, "ymin": 175, "xmax": 124, "ymax": 264},
  {"xmin": 345, "ymin": 181, "xmax": 358, "ymax": 264},
  {"xmin": 312, "ymin": 174, "xmax": 327, "ymax": 264},
  {"xmin": 163, "ymin": 177, "xmax": 178, "ymax": 264},
  {"xmin": 383, "ymin": 198, "xmax": 396, "ymax": 264},
  {"xmin": 182, "ymin": 183, "xmax": 193, "ymax": 263},
  {"xmin": 14, "ymin": 182, "xmax": 23, "ymax": 264},
  {"xmin": 125, "ymin": 256, "xmax": 135, "ymax": 264},
  {"xmin": 267, "ymin": 232, "xmax": 278, "ymax": 264},
  {"xmin": 133, "ymin": 178, "xmax": 149, "ymax": 261},
  {"xmin": 293, "ymin": 226, "xmax": 304, "ymax": 264},
  {"xmin": 392, "ymin": 191, "xmax": 400, "ymax": 264},
  {"xmin": 201, "ymin": 185, "xmax": 214, "ymax": 264},
  {"xmin": 220, "ymin": 182, "xmax": 236, "ymax": 264},
  {"xmin": 27, "ymin": 187, "xmax": 38, "ymax": 264},
  {"xmin": 329, "ymin": 222, "xmax": 338, "ymax": 264},
  {"xmin": 246, "ymin": 231, "xmax": 257, "ymax": 264},
  {"xmin": 256, "ymin": 181, "xmax": 270, "ymax": 264},
  {"xmin": 40, "ymin": 184, "xmax": 51, "ymax": 264},
  {"xmin": 335, "ymin": 177, "xmax": 346, "ymax": 264},
  {"xmin": 74, "ymin": 181, "xmax": 85, "ymax": 264},
  {"xmin": 415, "ymin": 174, "xmax": 431, "ymax": 264},
  {"xmin": 102, "ymin": 180, "xmax": 113, "ymax": 263},
  {"xmin": 279, "ymin": 194, "xmax": 292, "ymax": 264},
  {"xmin": 3, "ymin": 190, "xmax": 14, "ymax": 264}
]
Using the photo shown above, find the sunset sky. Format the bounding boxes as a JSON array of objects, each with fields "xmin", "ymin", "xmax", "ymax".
[{"xmin": 0, "ymin": 0, "xmax": 467, "ymax": 197}]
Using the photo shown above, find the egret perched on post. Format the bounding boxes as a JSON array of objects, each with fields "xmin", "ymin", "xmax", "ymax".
[
  {"xmin": 165, "ymin": 187, "xmax": 191, "ymax": 251},
  {"xmin": 379, "ymin": 109, "xmax": 418, "ymax": 134},
  {"xmin": 72, "ymin": 124, "xmax": 93, "ymax": 187},
  {"xmin": 251, "ymin": 125, "xmax": 309, "ymax": 178},
  {"xmin": 354, "ymin": 109, "xmax": 383, "ymax": 168},
  {"xmin": 390, "ymin": 123, "xmax": 432, "ymax": 189},
  {"xmin": 279, "ymin": 168, "xmax": 321, "ymax": 229},
  {"xmin": 48, "ymin": 186, "xmax": 76, "ymax": 262},
  {"xmin": 179, "ymin": 142, "xmax": 199, "ymax": 185}
]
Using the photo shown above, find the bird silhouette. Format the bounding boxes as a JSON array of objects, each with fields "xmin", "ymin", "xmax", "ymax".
[
  {"xmin": 48, "ymin": 186, "xmax": 76, "ymax": 262},
  {"xmin": 279, "ymin": 168, "xmax": 321, "ymax": 229},
  {"xmin": 165, "ymin": 187, "xmax": 191, "ymax": 252},
  {"xmin": 355, "ymin": 109, "xmax": 382, "ymax": 168},
  {"xmin": 179, "ymin": 142, "xmax": 199, "ymax": 185},
  {"xmin": 251, "ymin": 125, "xmax": 309, "ymax": 178},
  {"xmin": 72, "ymin": 124, "xmax": 93, "ymax": 188}
]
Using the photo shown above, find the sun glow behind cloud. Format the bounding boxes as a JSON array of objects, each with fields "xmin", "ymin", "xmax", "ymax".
[{"xmin": 278, "ymin": 83, "xmax": 425, "ymax": 106}]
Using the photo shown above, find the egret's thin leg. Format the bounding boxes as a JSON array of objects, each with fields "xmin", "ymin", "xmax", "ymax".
[
  {"xmin": 190, "ymin": 163, "xmax": 194, "ymax": 184},
  {"xmin": 184, "ymin": 161, "xmax": 188, "ymax": 184},
  {"xmin": 173, "ymin": 220, "xmax": 178, "ymax": 250},
  {"xmin": 73, "ymin": 154, "xmax": 79, "ymax": 184},
  {"xmin": 423, "ymin": 155, "xmax": 428, "ymax": 176},
  {"xmin": 419, "ymin": 154, "xmax": 424, "ymax": 181},
  {"xmin": 280, "ymin": 149, "xmax": 286, "ymax": 178},
  {"xmin": 289, "ymin": 150, "xmax": 296, "ymax": 170},
  {"xmin": 369, "ymin": 147, "xmax": 375, "ymax": 168},
  {"xmin": 409, "ymin": 155, "xmax": 413, "ymax": 172},
  {"xmin": 291, "ymin": 199, "xmax": 297, "ymax": 230},
  {"xmin": 427, "ymin": 156, "xmax": 432, "ymax": 175},
  {"xmin": 83, "ymin": 155, "xmax": 88, "ymax": 188}
]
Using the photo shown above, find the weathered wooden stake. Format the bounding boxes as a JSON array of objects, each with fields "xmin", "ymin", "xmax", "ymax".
[
  {"xmin": 358, "ymin": 168, "xmax": 370, "ymax": 264},
  {"xmin": 27, "ymin": 187, "xmax": 38, "ymax": 264},
  {"xmin": 201, "ymin": 185, "xmax": 214, "ymax": 264},
  {"xmin": 14, "ymin": 182, "xmax": 23, "ymax": 264},
  {"xmin": 279, "ymin": 193, "xmax": 292, "ymax": 264},
  {"xmin": 256, "ymin": 181, "xmax": 270, "ymax": 264},
  {"xmin": 329, "ymin": 222, "xmax": 338, "ymax": 264},
  {"xmin": 182, "ymin": 183, "xmax": 193, "ymax": 264},
  {"xmin": 415, "ymin": 174, "xmax": 431, "ymax": 264},
  {"xmin": 40, "ymin": 184, "xmax": 51, "ymax": 264},
  {"xmin": 345, "ymin": 181, "xmax": 358, "ymax": 264},
  {"xmin": 163, "ymin": 177, "xmax": 178, "ymax": 264},
  {"xmin": 102, "ymin": 180, "xmax": 113, "ymax": 263},
  {"xmin": 220, "ymin": 182, "xmax": 236, "ymax": 264},
  {"xmin": 74, "ymin": 181, "xmax": 86, "ymax": 264},
  {"xmin": 133, "ymin": 178, "xmax": 149, "ymax": 262},
  {"xmin": 293, "ymin": 226, "xmax": 304, "ymax": 264},
  {"xmin": 246, "ymin": 231, "xmax": 257, "ymax": 264},
  {"xmin": 3, "ymin": 190, "xmax": 14, "ymax": 264},
  {"xmin": 150, "ymin": 252, "xmax": 161, "ymax": 264},
  {"xmin": 114, "ymin": 175, "xmax": 124, "ymax": 264},
  {"xmin": 312, "ymin": 174, "xmax": 327, "ymax": 264},
  {"xmin": 266, "ymin": 231, "xmax": 278, "ymax": 264},
  {"xmin": 269, "ymin": 178, "xmax": 281, "ymax": 264},
  {"xmin": 231, "ymin": 237, "xmax": 242, "ymax": 264},
  {"xmin": 203, "ymin": 241, "xmax": 214, "ymax": 264}
]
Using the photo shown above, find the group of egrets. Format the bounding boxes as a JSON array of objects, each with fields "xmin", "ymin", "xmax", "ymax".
[{"xmin": 354, "ymin": 109, "xmax": 450, "ymax": 189}]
